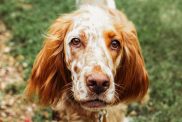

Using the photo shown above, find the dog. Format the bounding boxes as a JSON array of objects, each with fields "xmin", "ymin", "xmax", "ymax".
[{"xmin": 25, "ymin": 0, "xmax": 149, "ymax": 121}]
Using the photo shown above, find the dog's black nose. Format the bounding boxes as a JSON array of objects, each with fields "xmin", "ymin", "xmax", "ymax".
[{"xmin": 86, "ymin": 73, "xmax": 110, "ymax": 95}]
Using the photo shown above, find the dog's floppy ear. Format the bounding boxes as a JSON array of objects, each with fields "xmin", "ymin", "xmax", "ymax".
[
  {"xmin": 25, "ymin": 16, "xmax": 72, "ymax": 106},
  {"xmin": 115, "ymin": 19, "xmax": 149, "ymax": 102}
]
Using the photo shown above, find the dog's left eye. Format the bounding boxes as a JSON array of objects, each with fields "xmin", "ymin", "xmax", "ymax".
[
  {"xmin": 70, "ymin": 38, "xmax": 82, "ymax": 48},
  {"xmin": 110, "ymin": 39, "xmax": 120, "ymax": 50}
]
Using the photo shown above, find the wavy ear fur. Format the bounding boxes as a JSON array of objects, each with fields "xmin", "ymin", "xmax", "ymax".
[
  {"xmin": 114, "ymin": 11, "xmax": 149, "ymax": 102},
  {"xmin": 25, "ymin": 16, "xmax": 72, "ymax": 105}
]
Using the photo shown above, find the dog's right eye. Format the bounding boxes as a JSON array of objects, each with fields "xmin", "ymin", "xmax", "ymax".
[
  {"xmin": 110, "ymin": 39, "xmax": 120, "ymax": 50},
  {"xmin": 70, "ymin": 38, "xmax": 82, "ymax": 48}
]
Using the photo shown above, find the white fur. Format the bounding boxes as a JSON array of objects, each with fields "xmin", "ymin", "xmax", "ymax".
[
  {"xmin": 64, "ymin": 5, "xmax": 122, "ymax": 104},
  {"xmin": 106, "ymin": 0, "xmax": 116, "ymax": 9}
]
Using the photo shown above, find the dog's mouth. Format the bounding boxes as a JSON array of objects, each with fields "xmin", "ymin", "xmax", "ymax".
[{"xmin": 80, "ymin": 99, "xmax": 107, "ymax": 110}]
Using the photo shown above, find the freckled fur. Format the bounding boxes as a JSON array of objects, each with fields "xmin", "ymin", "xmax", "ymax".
[{"xmin": 25, "ymin": 3, "xmax": 149, "ymax": 122}]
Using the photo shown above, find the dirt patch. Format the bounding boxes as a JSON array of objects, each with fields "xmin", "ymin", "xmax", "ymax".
[{"xmin": 0, "ymin": 20, "xmax": 37, "ymax": 122}]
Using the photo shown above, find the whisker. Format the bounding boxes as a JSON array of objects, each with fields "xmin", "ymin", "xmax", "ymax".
[
  {"xmin": 114, "ymin": 91, "xmax": 120, "ymax": 102},
  {"xmin": 114, "ymin": 83, "xmax": 125, "ymax": 89},
  {"xmin": 61, "ymin": 88, "xmax": 73, "ymax": 103}
]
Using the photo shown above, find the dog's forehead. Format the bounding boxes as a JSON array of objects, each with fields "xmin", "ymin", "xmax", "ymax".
[{"xmin": 72, "ymin": 6, "xmax": 114, "ymax": 32}]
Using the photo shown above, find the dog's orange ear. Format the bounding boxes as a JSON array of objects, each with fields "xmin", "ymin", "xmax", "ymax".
[
  {"xmin": 115, "ymin": 22, "xmax": 149, "ymax": 102},
  {"xmin": 25, "ymin": 16, "xmax": 72, "ymax": 106}
]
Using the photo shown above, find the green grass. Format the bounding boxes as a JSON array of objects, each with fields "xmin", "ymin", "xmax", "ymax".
[
  {"xmin": 0, "ymin": 0, "xmax": 182, "ymax": 121},
  {"xmin": 0, "ymin": 0, "xmax": 75, "ymax": 78}
]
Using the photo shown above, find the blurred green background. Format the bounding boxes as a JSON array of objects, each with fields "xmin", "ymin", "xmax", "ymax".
[{"xmin": 0, "ymin": 0, "xmax": 182, "ymax": 121}]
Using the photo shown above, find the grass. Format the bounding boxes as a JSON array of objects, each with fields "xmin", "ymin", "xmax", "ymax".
[{"xmin": 0, "ymin": 0, "xmax": 182, "ymax": 121}]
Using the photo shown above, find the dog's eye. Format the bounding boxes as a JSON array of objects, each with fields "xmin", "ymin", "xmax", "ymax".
[
  {"xmin": 70, "ymin": 38, "xmax": 81, "ymax": 48},
  {"xmin": 110, "ymin": 39, "xmax": 120, "ymax": 50}
]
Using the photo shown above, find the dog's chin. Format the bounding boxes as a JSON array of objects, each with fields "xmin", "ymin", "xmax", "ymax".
[{"xmin": 79, "ymin": 99, "xmax": 108, "ymax": 111}]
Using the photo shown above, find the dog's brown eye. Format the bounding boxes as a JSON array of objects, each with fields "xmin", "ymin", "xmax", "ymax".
[
  {"xmin": 110, "ymin": 39, "xmax": 120, "ymax": 50},
  {"xmin": 70, "ymin": 38, "xmax": 81, "ymax": 47}
]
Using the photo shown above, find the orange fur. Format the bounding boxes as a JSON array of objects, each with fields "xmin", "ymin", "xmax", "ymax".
[
  {"xmin": 25, "ymin": 5, "xmax": 149, "ymax": 122},
  {"xmin": 115, "ymin": 29, "xmax": 148, "ymax": 102},
  {"xmin": 25, "ymin": 17, "xmax": 72, "ymax": 106}
]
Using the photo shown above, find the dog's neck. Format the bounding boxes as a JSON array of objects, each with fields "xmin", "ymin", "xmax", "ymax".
[
  {"xmin": 53, "ymin": 94, "xmax": 127, "ymax": 122},
  {"xmin": 65, "ymin": 97, "xmax": 108, "ymax": 122},
  {"xmin": 52, "ymin": 91, "xmax": 128, "ymax": 122}
]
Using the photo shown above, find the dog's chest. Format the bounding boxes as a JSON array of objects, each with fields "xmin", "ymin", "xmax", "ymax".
[{"xmin": 53, "ymin": 103, "xmax": 127, "ymax": 122}]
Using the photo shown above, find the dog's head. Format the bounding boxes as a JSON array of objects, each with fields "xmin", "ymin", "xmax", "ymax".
[{"xmin": 25, "ymin": 6, "xmax": 148, "ymax": 111}]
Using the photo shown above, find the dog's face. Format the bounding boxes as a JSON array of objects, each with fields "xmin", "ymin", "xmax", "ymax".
[
  {"xmin": 25, "ymin": 6, "xmax": 148, "ymax": 111},
  {"xmin": 64, "ymin": 6, "xmax": 124, "ymax": 109}
]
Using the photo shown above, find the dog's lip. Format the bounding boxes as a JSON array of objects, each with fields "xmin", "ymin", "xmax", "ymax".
[{"xmin": 80, "ymin": 99, "xmax": 107, "ymax": 108}]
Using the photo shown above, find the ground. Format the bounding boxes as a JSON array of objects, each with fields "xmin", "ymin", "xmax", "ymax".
[
  {"xmin": 0, "ymin": 20, "xmax": 37, "ymax": 122},
  {"xmin": 0, "ymin": 0, "xmax": 182, "ymax": 122}
]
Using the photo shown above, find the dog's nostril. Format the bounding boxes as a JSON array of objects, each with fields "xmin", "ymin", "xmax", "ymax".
[
  {"xmin": 102, "ymin": 80, "xmax": 110, "ymax": 87},
  {"xmin": 87, "ymin": 80, "xmax": 97, "ymax": 87}
]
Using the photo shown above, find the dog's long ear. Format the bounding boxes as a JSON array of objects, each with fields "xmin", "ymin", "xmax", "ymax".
[
  {"xmin": 114, "ymin": 12, "xmax": 149, "ymax": 102},
  {"xmin": 25, "ymin": 16, "xmax": 72, "ymax": 106}
]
